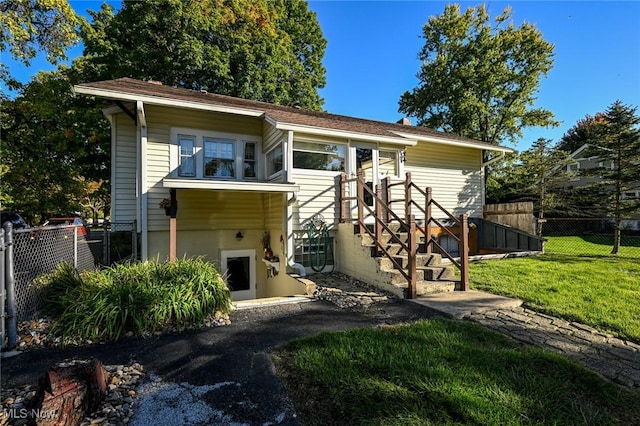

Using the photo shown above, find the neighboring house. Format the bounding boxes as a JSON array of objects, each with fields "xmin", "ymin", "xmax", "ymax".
[
  {"xmin": 564, "ymin": 144, "xmax": 640, "ymax": 230},
  {"xmin": 74, "ymin": 78, "xmax": 515, "ymax": 301}
]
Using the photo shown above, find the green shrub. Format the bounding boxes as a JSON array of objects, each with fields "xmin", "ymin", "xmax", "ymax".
[{"xmin": 43, "ymin": 257, "xmax": 231, "ymax": 343}]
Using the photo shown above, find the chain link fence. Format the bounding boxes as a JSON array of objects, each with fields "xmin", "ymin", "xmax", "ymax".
[
  {"xmin": 12, "ymin": 225, "xmax": 97, "ymax": 321},
  {"xmin": 541, "ymin": 218, "xmax": 640, "ymax": 257}
]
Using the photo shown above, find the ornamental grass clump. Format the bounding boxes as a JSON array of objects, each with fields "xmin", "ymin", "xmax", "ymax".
[{"xmin": 42, "ymin": 258, "xmax": 231, "ymax": 343}]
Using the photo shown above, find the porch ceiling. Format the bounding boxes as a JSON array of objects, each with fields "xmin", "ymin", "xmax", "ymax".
[{"xmin": 162, "ymin": 178, "xmax": 299, "ymax": 193}]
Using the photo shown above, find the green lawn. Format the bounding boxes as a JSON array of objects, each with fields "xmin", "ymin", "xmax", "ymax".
[
  {"xmin": 470, "ymin": 237, "xmax": 640, "ymax": 342},
  {"xmin": 274, "ymin": 319, "xmax": 640, "ymax": 426},
  {"xmin": 544, "ymin": 235, "xmax": 640, "ymax": 257}
]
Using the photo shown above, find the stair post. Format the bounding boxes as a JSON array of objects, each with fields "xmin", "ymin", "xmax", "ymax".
[
  {"xmin": 460, "ymin": 214, "xmax": 470, "ymax": 291},
  {"xmin": 357, "ymin": 169, "xmax": 365, "ymax": 235},
  {"xmin": 425, "ymin": 187, "xmax": 432, "ymax": 254},
  {"xmin": 404, "ymin": 172, "xmax": 412, "ymax": 232},
  {"xmin": 383, "ymin": 176, "xmax": 391, "ymax": 224},
  {"xmin": 407, "ymin": 215, "xmax": 417, "ymax": 299},
  {"xmin": 339, "ymin": 173, "xmax": 346, "ymax": 223},
  {"xmin": 374, "ymin": 184, "xmax": 383, "ymax": 256}
]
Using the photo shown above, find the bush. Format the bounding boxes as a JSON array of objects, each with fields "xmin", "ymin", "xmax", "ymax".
[{"xmin": 40, "ymin": 258, "xmax": 231, "ymax": 343}]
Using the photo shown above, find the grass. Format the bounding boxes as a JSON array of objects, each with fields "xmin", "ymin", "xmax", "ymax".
[
  {"xmin": 40, "ymin": 258, "xmax": 231, "ymax": 343},
  {"xmin": 544, "ymin": 235, "xmax": 640, "ymax": 257},
  {"xmin": 274, "ymin": 319, "xmax": 640, "ymax": 426},
  {"xmin": 470, "ymin": 237, "xmax": 640, "ymax": 342}
]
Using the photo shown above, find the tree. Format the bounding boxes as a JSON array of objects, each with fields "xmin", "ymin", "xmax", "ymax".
[
  {"xmin": 557, "ymin": 113, "xmax": 608, "ymax": 153},
  {"xmin": 0, "ymin": 0, "xmax": 79, "ymax": 83},
  {"xmin": 0, "ymin": 69, "xmax": 110, "ymax": 223},
  {"xmin": 486, "ymin": 139, "xmax": 573, "ymax": 233},
  {"xmin": 399, "ymin": 4, "xmax": 557, "ymax": 146},
  {"xmin": 582, "ymin": 101, "xmax": 640, "ymax": 254},
  {"xmin": 76, "ymin": 0, "xmax": 326, "ymax": 110},
  {"xmin": 519, "ymin": 138, "xmax": 573, "ymax": 235}
]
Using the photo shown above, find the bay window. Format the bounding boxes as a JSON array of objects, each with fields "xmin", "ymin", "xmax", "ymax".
[{"xmin": 171, "ymin": 128, "xmax": 261, "ymax": 181}]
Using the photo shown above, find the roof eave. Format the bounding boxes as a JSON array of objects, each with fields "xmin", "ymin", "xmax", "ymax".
[
  {"xmin": 275, "ymin": 122, "xmax": 418, "ymax": 146},
  {"xmin": 391, "ymin": 131, "xmax": 515, "ymax": 153},
  {"xmin": 73, "ymin": 84, "xmax": 265, "ymax": 118}
]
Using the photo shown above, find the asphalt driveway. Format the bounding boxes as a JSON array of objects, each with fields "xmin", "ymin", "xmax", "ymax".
[{"xmin": 1, "ymin": 299, "xmax": 440, "ymax": 425}]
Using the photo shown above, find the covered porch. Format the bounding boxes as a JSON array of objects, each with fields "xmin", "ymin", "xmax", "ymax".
[{"xmin": 150, "ymin": 178, "xmax": 304, "ymax": 300}]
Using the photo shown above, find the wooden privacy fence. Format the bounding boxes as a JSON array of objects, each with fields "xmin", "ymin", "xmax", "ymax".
[{"xmin": 484, "ymin": 202, "xmax": 535, "ymax": 235}]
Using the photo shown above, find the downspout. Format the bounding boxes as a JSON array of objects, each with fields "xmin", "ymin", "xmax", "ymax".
[
  {"xmin": 284, "ymin": 130, "xmax": 306, "ymax": 276},
  {"xmin": 136, "ymin": 101, "xmax": 148, "ymax": 260},
  {"xmin": 481, "ymin": 151, "xmax": 505, "ymax": 168}
]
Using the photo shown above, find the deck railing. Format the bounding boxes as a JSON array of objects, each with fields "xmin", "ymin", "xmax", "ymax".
[{"xmin": 340, "ymin": 171, "xmax": 469, "ymax": 295}]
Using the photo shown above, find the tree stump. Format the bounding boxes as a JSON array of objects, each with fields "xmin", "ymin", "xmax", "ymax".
[{"xmin": 29, "ymin": 359, "xmax": 107, "ymax": 426}]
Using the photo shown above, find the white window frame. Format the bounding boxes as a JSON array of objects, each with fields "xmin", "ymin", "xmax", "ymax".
[
  {"xmin": 220, "ymin": 249, "xmax": 256, "ymax": 301},
  {"xmin": 292, "ymin": 138, "xmax": 347, "ymax": 175},
  {"xmin": 242, "ymin": 141, "xmax": 258, "ymax": 180},
  {"xmin": 203, "ymin": 137, "xmax": 236, "ymax": 178},
  {"xmin": 177, "ymin": 135, "xmax": 196, "ymax": 177},
  {"xmin": 170, "ymin": 127, "xmax": 262, "ymax": 181},
  {"xmin": 265, "ymin": 144, "xmax": 284, "ymax": 180}
]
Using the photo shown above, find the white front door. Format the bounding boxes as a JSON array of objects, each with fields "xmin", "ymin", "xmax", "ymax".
[{"xmin": 221, "ymin": 249, "xmax": 256, "ymax": 300}]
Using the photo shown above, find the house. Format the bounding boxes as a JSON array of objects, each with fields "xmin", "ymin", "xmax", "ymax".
[
  {"xmin": 563, "ymin": 144, "xmax": 640, "ymax": 230},
  {"xmin": 74, "ymin": 77, "xmax": 516, "ymax": 301}
]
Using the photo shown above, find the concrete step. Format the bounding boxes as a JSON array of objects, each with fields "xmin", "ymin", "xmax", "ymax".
[
  {"xmin": 360, "ymin": 232, "xmax": 419, "ymax": 246},
  {"xmin": 378, "ymin": 253, "xmax": 443, "ymax": 270},
  {"xmin": 362, "ymin": 242, "xmax": 427, "ymax": 256},
  {"xmin": 385, "ymin": 266, "xmax": 456, "ymax": 284}
]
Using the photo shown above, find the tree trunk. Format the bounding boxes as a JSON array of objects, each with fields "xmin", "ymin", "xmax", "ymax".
[
  {"xmin": 29, "ymin": 359, "xmax": 107, "ymax": 426},
  {"xmin": 611, "ymin": 217, "xmax": 621, "ymax": 254}
]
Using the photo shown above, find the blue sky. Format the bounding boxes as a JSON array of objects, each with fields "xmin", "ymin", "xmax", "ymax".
[{"xmin": 4, "ymin": 1, "xmax": 640, "ymax": 152}]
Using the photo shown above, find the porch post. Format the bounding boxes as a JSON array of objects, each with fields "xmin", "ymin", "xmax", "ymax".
[
  {"xmin": 169, "ymin": 189, "xmax": 178, "ymax": 262},
  {"xmin": 383, "ymin": 176, "xmax": 391, "ymax": 224},
  {"xmin": 425, "ymin": 187, "xmax": 432, "ymax": 254},
  {"xmin": 339, "ymin": 173, "xmax": 346, "ymax": 223},
  {"xmin": 356, "ymin": 168, "xmax": 365, "ymax": 234},
  {"xmin": 460, "ymin": 214, "xmax": 470, "ymax": 291}
]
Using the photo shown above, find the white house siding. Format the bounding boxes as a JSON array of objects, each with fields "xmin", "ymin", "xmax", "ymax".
[
  {"xmin": 263, "ymin": 121, "xmax": 283, "ymax": 154},
  {"xmin": 291, "ymin": 172, "xmax": 341, "ymax": 231},
  {"xmin": 404, "ymin": 143, "xmax": 484, "ymax": 218},
  {"xmin": 112, "ymin": 113, "xmax": 137, "ymax": 223},
  {"xmin": 144, "ymin": 104, "xmax": 263, "ymax": 232}
]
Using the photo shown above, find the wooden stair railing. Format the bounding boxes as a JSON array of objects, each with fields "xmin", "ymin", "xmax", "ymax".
[
  {"xmin": 340, "ymin": 171, "xmax": 418, "ymax": 298},
  {"xmin": 339, "ymin": 171, "xmax": 470, "ymax": 295}
]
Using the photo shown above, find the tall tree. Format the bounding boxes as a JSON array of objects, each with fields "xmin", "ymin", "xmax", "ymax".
[
  {"xmin": 519, "ymin": 138, "xmax": 573, "ymax": 235},
  {"xmin": 0, "ymin": 0, "xmax": 79, "ymax": 84},
  {"xmin": 0, "ymin": 69, "xmax": 110, "ymax": 223},
  {"xmin": 77, "ymin": 0, "xmax": 326, "ymax": 110},
  {"xmin": 557, "ymin": 113, "xmax": 608, "ymax": 153},
  {"xmin": 583, "ymin": 101, "xmax": 640, "ymax": 254},
  {"xmin": 399, "ymin": 4, "xmax": 557, "ymax": 145}
]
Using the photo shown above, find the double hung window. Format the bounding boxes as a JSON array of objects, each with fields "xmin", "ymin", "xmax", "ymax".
[
  {"xmin": 204, "ymin": 138, "xmax": 235, "ymax": 178},
  {"xmin": 178, "ymin": 135, "xmax": 196, "ymax": 177}
]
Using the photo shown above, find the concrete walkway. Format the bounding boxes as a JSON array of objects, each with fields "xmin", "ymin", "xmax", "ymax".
[{"xmin": 413, "ymin": 291, "xmax": 640, "ymax": 390}]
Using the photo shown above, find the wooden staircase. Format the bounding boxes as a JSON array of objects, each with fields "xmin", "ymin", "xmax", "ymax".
[
  {"xmin": 359, "ymin": 225, "xmax": 462, "ymax": 297},
  {"xmin": 339, "ymin": 171, "xmax": 470, "ymax": 298}
]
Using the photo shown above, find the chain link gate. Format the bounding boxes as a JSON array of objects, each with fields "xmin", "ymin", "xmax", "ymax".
[{"xmin": 103, "ymin": 221, "xmax": 138, "ymax": 265}]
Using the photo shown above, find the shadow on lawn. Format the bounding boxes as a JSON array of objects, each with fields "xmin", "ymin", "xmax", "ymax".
[{"xmin": 580, "ymin": 235, "xmax": 640, "ymax": 247}]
